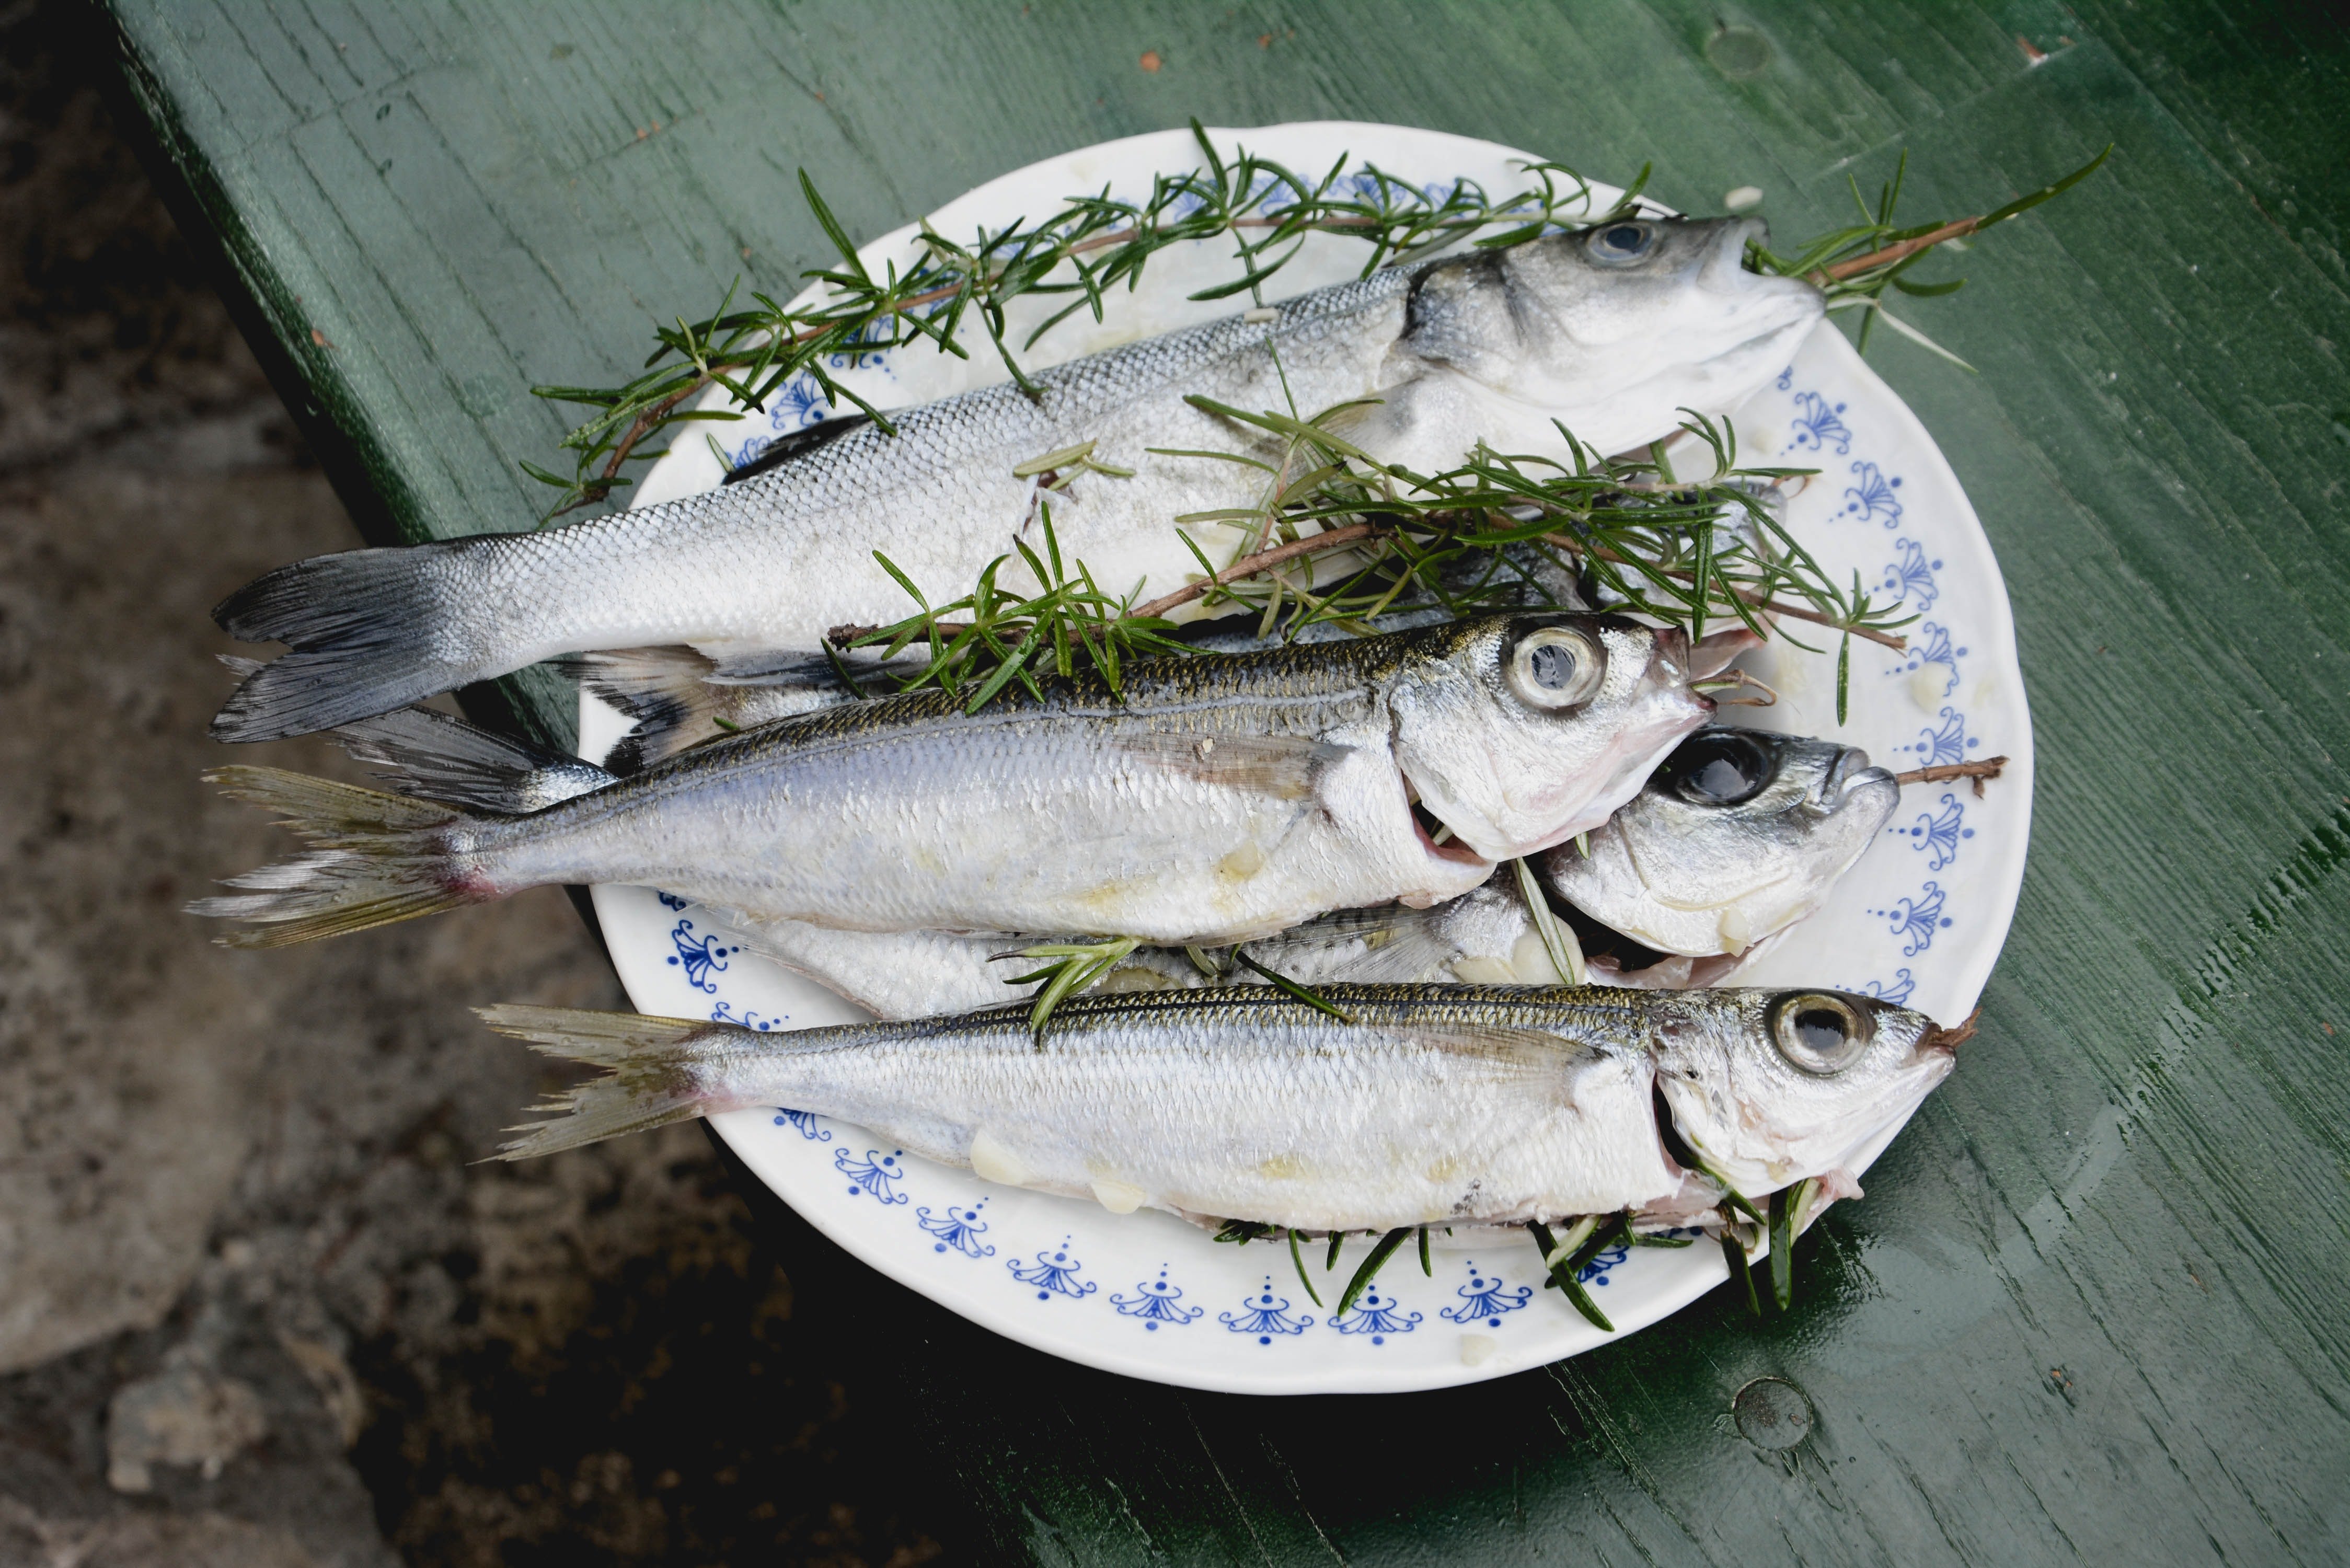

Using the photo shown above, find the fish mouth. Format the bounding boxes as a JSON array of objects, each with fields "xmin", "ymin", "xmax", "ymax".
[
  {"xmin": 1823, "ymin": 747, "xmax": 1896, "ymax": 804},
  {"xmin": 1913, "ymin": 1006, "xmax": 1980, "ymax": 1061},
  {"xmin": 1700, "ymin": 216, "xmax": 1823, "ymax": 341},
  {"xmin": 1406, "ymin": 790, "xmax": 1487, "ymax": 866},
  {"xmin": 1648, "ymin": 624, "xmax": 1699, "ymax": 686},
  {"xmin": 1702, "ymin": 217, "xmax": 1771, "ymax": 292}
]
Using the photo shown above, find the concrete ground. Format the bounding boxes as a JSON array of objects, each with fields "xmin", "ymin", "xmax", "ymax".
[{"xmin": 0, "ymin": 5, "xmax": 944, "ymax": 1563}]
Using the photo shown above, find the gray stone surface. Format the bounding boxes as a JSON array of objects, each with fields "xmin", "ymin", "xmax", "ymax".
[{"xmin": 0, "ymin": 5, "xmax": 948, "ymax": 1562}]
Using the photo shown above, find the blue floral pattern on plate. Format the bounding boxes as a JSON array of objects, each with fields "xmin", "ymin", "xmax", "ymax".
[
  {"xmin": 1439, "ymin": 1263, "xmax": 1534, "ymax": 1327},
  {"xmin": 917, "ymin": 1200, "xmax": 995, "ymax": 1258},
  {"xmin": 1111, "ymin": 1270, "xmax": 1205, "ymax": 1329},
  {"xmin": 836, "ymin": 1148, "xmax": 909, "ymax": 1204},
  {"xmin": 1329, "ymin": 1286, "xmax": 1423, "ymax": 1343},
  {"xmin": 1008, "ymin": 1243, "xmax": 1099, "ymax": 1301},
  {"xmin": 1220, "ymin": 1280, "xmax": 1314, "ymax": 1343}
]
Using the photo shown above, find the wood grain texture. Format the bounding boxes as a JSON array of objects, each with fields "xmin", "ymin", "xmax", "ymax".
[{"xmin": 100, "ymin": 0, "xmax": 2350, "ymax": 1561}]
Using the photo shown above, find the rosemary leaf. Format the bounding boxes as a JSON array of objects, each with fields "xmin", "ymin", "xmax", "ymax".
[
  {"xmin": 1336, "ymin": 1227, "xmax": 1413, "ymax": 1317},
  {"xmin": 1722, "ymin": 1230, "xmax": 1762, "ymax": 1318},
  {"xmin": 1526, "ymin": 1220, "xmax": 1613, "ymax": 1333},
  {"xmin": 1837, "ymin": 631, "xmax": 1851, "ymax": 726},
  {"xmin": 1235, "ymin": 950, "xmax": 1352, "ymax": 1022},
  {"xmin": 1513, "ymin": 855, "xmax": 1586, "ymax": 985},
  {"xmin": 1288, "ymin": 1229, "xmax": 1323, "ymax": 1307}
]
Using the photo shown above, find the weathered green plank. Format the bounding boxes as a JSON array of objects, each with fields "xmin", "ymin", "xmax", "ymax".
[{"xmin": 102, "ymin": 0, "xmax": 2350, "ymax": 1562}]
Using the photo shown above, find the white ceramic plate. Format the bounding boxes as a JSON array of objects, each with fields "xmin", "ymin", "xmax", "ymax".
[{"xmin": 583, "ymin": 123, "xmax": 2033, "ymax": 1394}]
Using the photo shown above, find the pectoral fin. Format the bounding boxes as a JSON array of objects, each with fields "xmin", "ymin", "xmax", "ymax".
[
  {"xmin": 1116, "ymin": 731, "xmax": 1349, "ymax": 801},
  {"xmin": 1371, "ymin": 1020, "xmax": 1606, "ymax": 1073}
]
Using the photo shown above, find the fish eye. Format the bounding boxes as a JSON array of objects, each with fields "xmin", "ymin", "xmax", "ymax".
[
  {"xmin": 1586, "ymin": 221, "xmax": 1655, "ymax": 265},
  {"xmin": 1505, "ymin": 626, "xmax": 1606, "ymax": 709},
  {"xmin": 1661, "ymin": 730, "xmax": 1772, "ymax": 806},
  {"xmin": 1768, "ymin": 991, "xmax": 1874, "ymax": 1075}
]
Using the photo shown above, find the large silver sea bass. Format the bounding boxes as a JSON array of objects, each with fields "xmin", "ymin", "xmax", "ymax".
[
  {"xmin": 713, "ymin": 726, "xmax": 1898, "ymax": 1017},
  {"xmin": 194, "ymin": 614, "xmax": 1707, "ymax": 949},
  {"xmin": 481, "ymin": 984, "xmax": 1957, "ymax": 1233},
  {"xmin": 210, "ymin": 218, "xmax": 1822, "ymax": 740}
]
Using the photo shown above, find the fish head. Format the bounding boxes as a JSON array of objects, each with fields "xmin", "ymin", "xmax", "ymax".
[
  {"xmin": 1649, "ymin": 988, "xmax": 1956, "ymax": 1194},
  {"xmin": 1387, "ymin": 613, "xmax": 1713, "ymax": 861},
  {"xmin": 1402, "ymin": 217, "xmax": 1823, "ymax": 442},
  {"xmin": 1540, "ymin": 728, "xmax": 1899, "ymax": 955}
]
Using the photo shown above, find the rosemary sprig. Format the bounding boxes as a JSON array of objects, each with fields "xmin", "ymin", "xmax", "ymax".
[
  {"xmin": 531, "ymin": 123, "xmax": 2103, "ymax": 519},
  {"xmin": 1769, "ymin": 1178, "xmax": 1819, "ymax": 1310},
  {"xmin": 1234, "ymin": 950, "xmax": 1352, "ymax": 1022},
  {"xmin": 998, "ymin": 935, "xmax": 1140, "ymax": 1042},
  {"xmin": 832, "ymin": 402, "xmax": 1912, "ymax": 708},
  {"xmin": 526, "ymin": 123, "xmax": 1637, "ymax": 517},
  {"xmin": 1722, "ymin": 1230, "xmax": 1763, "ymax": 1317},
  {"xmin": 1289, "ymin": 1229, "xmax": 1323, "ymax": 1307},
  {"xmin": 1512, "ymin": 855, "xmax": 1585, "ymax": 985},
  {"xmin": 843, "ymin": 508, "xmax": 1191, "ymax": 712},
  {"xmin": 1749, "ymin": 145, "xmax": 2112, "ymax": 367}
]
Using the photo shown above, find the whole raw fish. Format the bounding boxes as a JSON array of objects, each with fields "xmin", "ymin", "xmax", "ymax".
[
  {"xmin": 210, "ymin": 218, "xmax": 1821, "ymax": 740},
  {"xmin": 711, "ymin": 726, "xmax": 1896, "ymax": 1016},
  {"xmin": 310, "ymin": 697, "xmax": 1885, "ymax": 1014},
  {"xmin": 481, "ymin": 983, "xmax": 1956, "ymax": 1235},
  {"xmin": 1542, "ymin": 726, "xmax": 1897, "ymax": 958},
  {"xmin": 193, "ymin": 613, "xmax": 1707, "ymax": 948}
]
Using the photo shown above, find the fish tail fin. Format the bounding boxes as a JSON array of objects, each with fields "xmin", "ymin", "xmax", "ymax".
[
  {"xmin": 211, "ymin": 542, "xmax": 498, "ymax": 742},
  {"xmin": 187, "ymin": 766, "xmax": 492, "ymax": 947},
  {"xmin": 478, "ymin": 1005, "xmax": 732, "ymax": 1158},
  {"xmin": 330, "ymin": 707, "xmax": 615, "ymax": 813},
  {"xmin": 566, "ymin": 645, "xmax": 729, "ymax": 771}
]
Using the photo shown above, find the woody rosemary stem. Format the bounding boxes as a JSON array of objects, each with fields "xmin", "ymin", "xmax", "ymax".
[
  {"xmin": 1815, "ymin": 215, "xmax": 1983, "ymax": 283},
  {"xmin": 1130, "ymin": 522, "xmax": 1388, "ymax": 620},
  {"xmin": 1892, "ymin": 757, "xmax": 2007, "ymax": 787},
  {"xmin": 824, "ymin": 522, "xmax": 1387, "ymax": 647},
  {"xmin": 1543, "ymin": 536, "xmax": 1907, "ymax": 651}
]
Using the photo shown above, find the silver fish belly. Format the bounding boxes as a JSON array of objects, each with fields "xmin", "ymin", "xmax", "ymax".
[
  {"xmin": 194, "ymin": 614, "xmax": 1708, "ymax": 948},
  {"xmin": 482, "ymin": 983, "xmax": 1952, "ymax": 1234},
  {"xmin": 210, "ymin": 220, "xmax": 1819, "ymax": 740}
]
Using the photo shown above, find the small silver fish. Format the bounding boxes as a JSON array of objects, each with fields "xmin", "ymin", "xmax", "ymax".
[
  {"xmin": 719, "ymin": 725, "xmax": 1890, "ymax": 1014},
  {"xmin": 194, "ymin": 613, "xmax": 1707, "ymax": 949},
  {"xmin": 1542, "ymin": 727, "xmax": 1898, "ymax": 958},
  {"xmin": 309, "ymin": 705, "xmax": 1886, "ymax": 1015},
  {"xmin": 210, "ymin": 219, "xmax": 1821, "ymax": 740},
  {"xmin": 1551, "ymin": 729, "xmax": 1898, "ymax": 964},
  {"xmin": 481, "ymin": 983, "xmax": 1956, "ymax": 1236}
]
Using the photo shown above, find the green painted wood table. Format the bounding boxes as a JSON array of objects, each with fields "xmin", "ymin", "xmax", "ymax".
[{"xmin": 101, "ymin": 1, "xmax": 2350, "ymax": 1560}]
